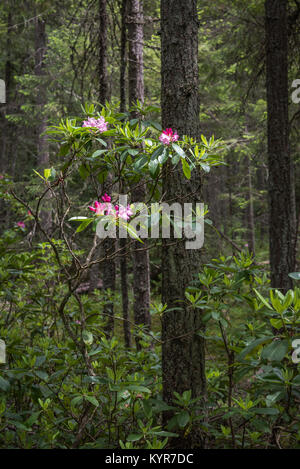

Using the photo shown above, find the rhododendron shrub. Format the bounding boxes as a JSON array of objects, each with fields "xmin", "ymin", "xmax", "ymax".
[{"xmin": 45, "ymin": 103, "xmax": 223, "ymax": 238}]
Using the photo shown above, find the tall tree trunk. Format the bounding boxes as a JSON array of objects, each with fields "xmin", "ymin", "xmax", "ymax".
[
  {"xmin": 120, "ymin": 0, "xmax": 128, "ymax": 113},
  {"xmin": 35, "ymin": 17, "xmax": 49, "ymax": 168},
  {"xmin": 265, "ymin": 0, "xmax": 295, "ymax": 291},
  {"xmin": 35, "ymin": 16, "xmax": 52, "ymax": 235},
  {"xmin": 119, "ymin": 0, "xmax": 131, "ymax": 348},
  {"xmin": 89, "ymin": 0, "xmax": 116, "ymax": 338},
  {"xmin": 120, "ymin": 238, "xmax": 131, "ymax": 348},
  {"xmin": 99, "ymin": 0, "xmax": 109, "ymax": 104},
  {"xmin": 127, "ymin": 0, "xmax": 151, "ymax": 347},
  {"xmin": 0, "ymin": 8, "xmax": 12, "ymax": 173},
  {"xmin": 161, "ymin": 0, "xmax": 206, "ymax": 447},
  {"xmin": 127, "ymin": 0, "xmax": 144, "ymax": 108},
  {"xmin": 246, "ymin": 155, "xmax": 255, "ymax": 256}
]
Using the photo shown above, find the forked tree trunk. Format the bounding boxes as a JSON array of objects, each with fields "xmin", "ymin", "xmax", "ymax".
[
  {"xmin": 161, "ymin": 0, "xmax": 206, "ymax": 448},
  {"xmin": 265, "ymin": 0, "xmax": 296, "ymax": 291}
]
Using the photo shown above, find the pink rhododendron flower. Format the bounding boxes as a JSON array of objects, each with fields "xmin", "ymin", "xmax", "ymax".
[
  {"xmin": 101, "ymin": 193, "xmax": 111, "ymax": 203},
  {"xmin": 159, "ymin": 128, "xmax": 179, "ymax": 145},
  {"xmin": 88, "ymin": 200, "xmax": 113, "ymax": 216},
  {"xmin": 82, "ymin": 116, "xmax": 108, "ymax": 133},
  {"xmin": 17, "ymin": 222, "xmax": 25, "ymax": 229},
  {"xmin": 89, "ymin": 198, "xmax": 133, "ymax": 222},
  {"xmin": 115, "ymin": 204, "xmax": 133, "ymax": 221}
]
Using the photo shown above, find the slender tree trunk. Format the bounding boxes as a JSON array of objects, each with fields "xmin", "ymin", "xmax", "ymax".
[
  {"xmin": 127, "ymin": 0, "xmax": 151, "ymax": 347},
  {"xmin": 120, "ymin": 0, "xmax": 128, "ymax": 113},
  {"xmin": 265, "ymin": 0, "xmax": 295, "ymax": 291},
  {"xmin": 246, "ymin": 155, "xmax": 255, "ymax": 256},
  {"xmin": 35, "ymin": 17, "xmax": 49, "ymax": 168},
  {"xmin": 0, "ymin": 8, "xmax": 12, "ymax": 172},
  {"xmin": 127, "ymin": 0, "xmax": 144, "ymax": 108},
  {"xmin": 161, "ymin": 0, "xmax": 206, "ymax": 447},
  {"xmin": 99, "ymin": 0, "xmax": 109, "ymax": 104},
  {"xmin": 120, "ymin": 238, "xmax": 131, "ymax": 348},
  {"xmin": 119, "ymin": 0, "xmax": 132, "ymax": 348},
  {"xmin": 35, "ymin": 16, "xmax": 52, "ymax": 235},
  {"xmin": 89, "ymin": 0, "xmax": 116, "ymax": 338}
]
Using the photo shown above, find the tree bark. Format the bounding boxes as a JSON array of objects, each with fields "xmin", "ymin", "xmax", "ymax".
[
  {"xmin": 120, "ymin": 0, "xmax": 128, "ymax": 113},
  {"xmin": 127, "ymin": 0, "xmax": 151, "ymax": 347},
  {"xmin": 99, "ymin": 0, "xmax": 109, "ymax": 104},
  {"xmin": 119, "ymin": 0, "xmax": 132, "ymax": 348},
  {"xmin": 0, "ymin": 8, "xmax": 12, "ymax": 172},
  {"xmin": 246, "ymin": 155, "xmax": 255, "ymax": 256},
  {"xmin": 265, "ymin": 0, "xmax": 296, "ymax": 291},
  {"xmin": 161, "ymin": 0, "xmax": 206, "ymax": 447},
  {"xmin": 35, "ymin": 17, "xmax": 49, "ymax": 168},
  {"xmin": 127, "ymin": 0, "xmax": 144, "ymax": 109}
]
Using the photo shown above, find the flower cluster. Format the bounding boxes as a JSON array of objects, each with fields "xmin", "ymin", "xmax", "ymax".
[
  {"xmin": 17, "ymin": 222, "xmax": 25, "ymax": 229},
  {"xmin": 159, "ymin": 128, "xmax": 179, "ymax": 145},
  {"xmin": 89, "ymin": 195, "xmax": 133, "ymax": 221},
  {"xmin": 82, "ymin": 116, "xmax": 108, "ymax": 133}
]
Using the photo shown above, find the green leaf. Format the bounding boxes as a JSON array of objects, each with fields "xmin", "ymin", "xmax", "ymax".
[
  {"xmin": 261, "ymin": 339, "xmax": 288, "ymax": 362},
  {"xmin": 201, "ymin": 134, "xmax": 208, "ymax": 145},
  {"xmin": 158, "ymin": 149, "xmax": 168, "ymax": 165},
  {"xmin": 127, "ymin": 434, "xmax": 143, "ymax": 442},
  {"xmin": 177, "ymin": 411, "xmax": 190, "ymax": 428},
  {"xmin": 288, "ymin": 272, "xmax": 300, "ymax": 281},
  {"xmin": 128, "ymin": 149, "xmax": 140, "ymax": 156},
  {"xmin": 250, "ymin": 407, "xmax": 279, "ymax": 415},
  {"xmin": 181, "ymin": 158, "xmax": 191, "ymax": 179},
  {"xmin": 78, "ymin": 164, "xmax": 90, "ymax": 180},
  {"xmin": 150, "ymin": 145, "xmax": 164, "ymax": 161},
  {"xmin": 82, "ymin": 330, "xmax": 93, "ymax": 346},
  {"xmin": 270, "ymin": 318, "xmax": 283, "ymax": 330},
  {"xmin": 151, "ymin": 431, "xmax": 178, "ymax": 437},
  {"xmin": 292, "ymin": 375, "xmax": 300, "ymax": 386},
  {"xmin": 199, "ymin": 162, "xmax": 211, "ymax": 173},
  {"xmin": 149, "ymin": 159, "xmax": 159, "ymax": 178},
  {"xmin": 85, "ymin": 396, "xmax": 99, "ymax": 407},
  {"xmin": 172, "ymin": 143, "xmax": 186, "ymax": 159},
  {"xmin": 69, "ymin": 216, "xmax": 89, "ymax": 222},
  {"xmin": 127, "ymin": 385, "xmax": 151, "ymax": 394},
  {"xmin": 76, "ymin": 218, "xmax": 93, "ymax": 233},
  {"xmin": 91, "ymin": 149, "xmax": 107, "ymax": 158},
  {"xmin": 58, "ymin": 143, "xmax": 70, "ymax": 157},
  {"xmin": 149, "ymin": 121, "xmax": 162, "ymax": 131},
  {"xmin": 253, "ymin": 289, "xmax": 273, "ymax": 310},
  {"xmin": 171, "ymin": 152, "xmax": 180, "ymax": 165},
  {"xmin": 0, "ymin": 375, "xmax": 10, "ymax": 391},
  {"xmin": 237, "ymin": 336, "xmax": 272, "ymax": 360},
  {"xmin": 97, "ymin": 170, "xmax": 108, "ymax": 184},
  {"xmin": 134, "ymin": 155, "xmax": 148, "ymax": 171},
  {"xmin": 71, "ymin": 396, "xmax": 83, "ymax": 407},
  {"xmin": 44, "ymin": 168, "xmax": 51, "ymax": 180},
  {"xmin": 33, "ymin": 169, "xmax": 45, "ymax": 181}
]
